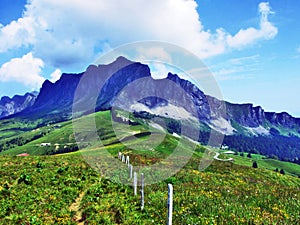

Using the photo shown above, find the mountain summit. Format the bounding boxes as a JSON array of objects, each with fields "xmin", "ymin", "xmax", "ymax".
[
  {"xmin": 1, "ymin": 57, "xmax": 300, "ymax": 162},
  {"xmin": 4, "ymin": 56, "xmax": 300, "ymax": 136}
]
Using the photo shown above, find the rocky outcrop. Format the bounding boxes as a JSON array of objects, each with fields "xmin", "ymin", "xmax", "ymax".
[
  {"xmin": 21, "ymin": 56, "xmax": 151, "ymax": 117},
  {"xmin": 265, "ymin": 112, "xmax": 300, "ymax": 128},
  {"xmin": 32, "ymin": 73, "xmax": 83, "ymax": 112},
  {"xmin": 225, "ymin": 103, "xmax": 265, "ymax": 128},
  {"xmin": 0, "ymin": 92, "xmax": 37, "ymax": 119}
]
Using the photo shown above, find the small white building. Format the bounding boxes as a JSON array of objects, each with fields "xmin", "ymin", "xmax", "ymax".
[
  {"xmin": 40, "ymin": 143, "xmax": 51, "ymax": 147},
  {"xmin": 221, "ymin": 145, "xmax": 229, "ymax": 150}
]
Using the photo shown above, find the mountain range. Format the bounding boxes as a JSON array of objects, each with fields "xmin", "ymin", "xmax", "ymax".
[
  {"xmin": 0, "ymin": 92, "xmax": 37, "ymax": 119},
  {"xmin": 1, "ymin": 56, "xmax": 300, "ymax": 162}
]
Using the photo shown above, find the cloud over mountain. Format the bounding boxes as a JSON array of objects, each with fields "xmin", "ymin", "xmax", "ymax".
[
  {"xmin": 0, "ymin": 52, "xmax": 45, "ymax": 89},
  {"xmin": 0, "ymin": 0, "xmax": 278, "ymax": 71}
]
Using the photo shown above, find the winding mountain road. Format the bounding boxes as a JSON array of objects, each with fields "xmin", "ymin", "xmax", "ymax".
[{"xmin": 213, "ymin": 152, "xmax": 234, "ymax": 162}]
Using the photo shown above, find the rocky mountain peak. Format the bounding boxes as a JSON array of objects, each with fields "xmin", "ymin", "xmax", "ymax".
[
  {"xmin": 0, "ymin": 92, "xmax": 38, "ymax": 119},
  {"xmin": 2, "ymin": 56, "xmax": 300, "ymax": 139}
]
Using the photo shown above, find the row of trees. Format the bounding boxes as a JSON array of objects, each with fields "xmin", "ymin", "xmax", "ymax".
[
  {"xmin": 223, "ymin": 135, "xmax": 300, "ymax": 164},
  {"xmin": 197, "ymin": 130, "xmax": 300, "ymax": 164},
  {"xmin": 252, "ymin": 161, "xmax": 285, "ymax": 174}
]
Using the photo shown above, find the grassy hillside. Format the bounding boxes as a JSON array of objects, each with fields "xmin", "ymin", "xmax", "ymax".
[
  {"xmin": 0, "ymin": 117, "xmax": 72, "ymax": 154},
  {"xmin": 214, "ymin": 152, "xmax": 300, "ymax": 177},
  {"xmin": 2, "ymin": 110, "xmax": 299, "ymax": 177},
  {"xmin": 1, "ymin": 110, "xmax": 300, "ymax": 224},
  {"xmin": 0, "ymin": 154, "xmax": 299, "ymax": 224},
  {"xmin": 0, "ymin": 110, "xmax": 156, "ymax": 156}
]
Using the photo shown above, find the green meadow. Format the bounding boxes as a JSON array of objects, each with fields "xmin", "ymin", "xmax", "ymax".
[{"xmin": 0, "ymin": 110, "xmax": 300, "ymax": 224}]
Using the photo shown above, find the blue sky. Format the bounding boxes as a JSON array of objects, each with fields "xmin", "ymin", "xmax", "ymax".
[{"xmin": 0, "ymin": 0, "xmax": 299, "ymax": 116}]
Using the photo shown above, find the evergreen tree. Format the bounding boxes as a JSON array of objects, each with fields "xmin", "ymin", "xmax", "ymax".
[
  {"xmin": 280, "ymin": 169, "xmax": 285, "ymax": 175},
  {"xmin": 252, "ymin": 161, "xmax": 258, "ymax": 168}
]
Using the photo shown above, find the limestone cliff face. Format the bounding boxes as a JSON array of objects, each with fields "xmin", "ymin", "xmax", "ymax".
[
  {"xmin": 265, "ymin": 112, "xmax": 300, "ymax": 128},
  {"xmin": 24, "ymin": 56, "xmax": 150, "ymax": 116},
  {"xmin": 32, "ymin": 73, "xmax": 83, "ymax": 111},
  {"xmin": 225, "ymin": 103, "xmax": 266, "ymax": 128}
]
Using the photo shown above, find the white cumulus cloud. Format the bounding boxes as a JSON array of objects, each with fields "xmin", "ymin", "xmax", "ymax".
[
  {"xmin": 0, "ymin": 17, "xmax": 35, "ymax": 52},
  {"xmin": 226, "ymin": 2, "xmax": 278, "ymax": 48},
  {"xmin": 0, "ymin": 52, "xmax": 45, "ymax": 89},
  {"xmin": 0, "ymin": 0, "xmax": 278, "ymax": 70}
]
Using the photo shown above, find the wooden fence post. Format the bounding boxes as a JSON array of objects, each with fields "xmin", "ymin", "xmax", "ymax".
[
  {"xmin": 133, "ymin": 172, "xmax": 137, "ymax": 196},
  {"xmin": 167, "ymin": 184, "xmax": 173, "ymax": 225},
  {"xmin": 118, "ymin": 152, "xmax": 122, "ymax": 160},
  {"xmin": 129, "ymin": 164, "xmax": 133, "ymax": 179},
  {"xmin": 126, "ymin": 156, "xmax": 130, "ymax": 166},
  {"xmin": 122, "ymin": 155, "xmax": 125, "ymax": 163},
  {"xmin": 140, "ymin": 173, "xmax": 144, "ymax": 210}
]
